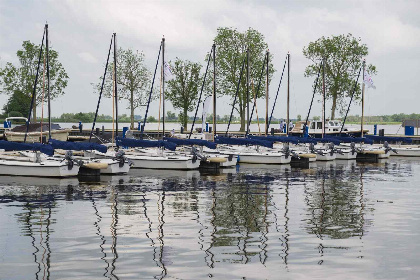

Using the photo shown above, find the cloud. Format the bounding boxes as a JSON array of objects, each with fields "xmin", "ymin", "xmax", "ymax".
[
  {"xmin": 77, "ymin": 52, "xmax": 98, "ymax": 64},
  {"xmin": 0, "ymin": 0, "xmax": 419, "ymax": 118}
]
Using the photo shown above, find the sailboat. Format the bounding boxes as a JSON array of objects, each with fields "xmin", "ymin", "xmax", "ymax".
[
  {"xmin": 219, "ymin": 49, "xmax": 291, "ymax": 165},
  {"xmin": 88, "ymin": 37, "xmax": 199, "ymax": 170},
  {"xmin": 0, "ymin": 24, "xmax": 79, "ymax": 177}
]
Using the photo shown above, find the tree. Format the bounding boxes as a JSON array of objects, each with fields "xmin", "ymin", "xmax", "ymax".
[
  {"xmin": 213, "ymin": 27, "xmax": 275, "ymax": 131},
  {"xmin": 2, "ymin": 90, "xmax": 31, "ymax": 117},
  {"xmin": 303, "ymin": 34, "xmax": 377, "ymax": 119},
  {"xmin": 0, "ymin": 40, "xmax": 69, "ymax": 122},
  {"xmin": 166, "ymin": 58, "xmax": 202, "ymax": 130},
  {"xmin": 97, "ymin": 48, "xmax": 152, "ymax": 129},
  {"xmin": 166, "ymin": 111, "xmax": 177, "ymax": 121}
]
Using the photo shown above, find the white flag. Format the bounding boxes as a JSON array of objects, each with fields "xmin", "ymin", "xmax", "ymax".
[
  {"xmin": 164, "ymin": 62, "xmax": 174, "ymax": 80},
  {"xmin": 202, "ymin": 96, "xmax": 212, "ymax": 132},
  {"xmin": 363, "ymin": 70, "xmax": 376, "ymax": 89}
]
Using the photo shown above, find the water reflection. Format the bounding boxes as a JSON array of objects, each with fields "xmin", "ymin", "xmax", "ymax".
[
  {"xmin": 0, "ymin": 158, "xmax": 418, "ymax": 279},
  {"xmin": 13, "ymin": 191, "xmax": 54, "ymax": 280},
  {"xmin": 88, "ymin": 190, "xmax": 110, "ymax": 279}
]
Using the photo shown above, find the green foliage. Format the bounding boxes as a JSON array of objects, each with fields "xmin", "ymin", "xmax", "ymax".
[
  {"xmin": 166, "ymin": 111, "xmax": 177, "ymax": 121},
  {"xmin": 0, "ymin": 40, "xmax": 69, "ymax": 121},
  {"xmin": 346, "ymin": 113, "xmax": 420, "ymax": 124},
  {"xmin": 303, "ymin": 33, "xmax": 377, "ymax": 119},
  {"xmin": 95, "ymin": 47, "xmax": 152, "ymax": 129},
  {"xmin": 313, "ymin": 116, "xmax": 321, "ymax": 121},
  {"xmin": 147, "ymin": 116, "xmax": 157, "ymax": 122},
  {"xmin": 166, "ymin": 58, "xmax": 203, "ymax": 129},
  {"xmin": 2, "ymin": 90, "xmax": 31, "ymax": 117},
  {"xmin": 297, "ymin": 114, "xmax": 302, "ymax": 121},
  {"xmin": 8, "ymin": 111, "xmax": 24, "ymax": 117},
  {"xmin": 213, "ymin": 27, "xmax": 275, "ymax": 131}
]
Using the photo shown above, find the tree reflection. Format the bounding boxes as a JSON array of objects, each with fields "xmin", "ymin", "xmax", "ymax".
[
  {"xmin": 205, "ymin": 173, "xmax": 272, "ymax": 265},
  {"xmin": 305, "ymin": 166, "xmax": 371, "ymax": 242}
]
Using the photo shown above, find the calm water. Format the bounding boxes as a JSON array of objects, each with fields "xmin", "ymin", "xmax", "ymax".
[{"xmin": 1, "ymin": 158, "xmax": 420, "ymax": 279}]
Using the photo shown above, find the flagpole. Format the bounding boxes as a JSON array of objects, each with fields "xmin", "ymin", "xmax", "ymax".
[{"xmin": 361, "ymin": 60, "xmax": 365, "ymax": 138}]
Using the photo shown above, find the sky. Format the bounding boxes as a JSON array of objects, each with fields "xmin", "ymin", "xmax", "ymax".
[{"xmin": 0, "ymin": 0, "xmax": 419, "ymax": 120}]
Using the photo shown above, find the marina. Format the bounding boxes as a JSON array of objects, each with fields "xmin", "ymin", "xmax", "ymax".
[{"xmin": 1, "ymin": 0, "xmax": 420, "ymax": 278}]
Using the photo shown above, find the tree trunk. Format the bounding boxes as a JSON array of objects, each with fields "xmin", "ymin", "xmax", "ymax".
[
  {"xmin": 32, "ymin": 105, "xmax": 37, "ymax": 123},
  {"xmin": 331, "ymin": 94, "xmax": 337, "ymax": 120},
  {"xmin": 183, "ymin": 108, "xmax": 188, "ymax": 131},
  {"xmin": 130, "ymin": 91, "xmax": 134, "ymax": 129},
  {"xmin": 239, "ymin": 105, "xmax": 245, "ymax": 132}
]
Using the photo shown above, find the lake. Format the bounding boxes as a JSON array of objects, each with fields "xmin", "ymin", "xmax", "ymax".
[{"xmin": 1, "ymin": 158, "xmax": 420, "ymax": 279}]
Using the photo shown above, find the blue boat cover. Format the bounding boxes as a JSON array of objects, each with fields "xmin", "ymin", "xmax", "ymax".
[
  {"xmin": 163, "ymin": 137, "xmax": 217, "ymax": 149},
  {"xmin": 325, "ymin": 136, "xmax": 374, "ymax": 145},
  {"xmin": 0, "ymin": 140, "xmax": 54, "ymax": 156},
  {"xmin": 248, "ymin": 135, "xmax": 300, "ymax": 144},
  {"xmin": 49, "ymin": 139, "xmax": 108, "ymax": 153},
  {"xmin": 315, "ymin": 138, "xmax": 341, "ymax": 145},
  {"xmin": 293, "ymin": 137, "xmax": 319, "ymax": 144},
  {"xmin": 215, "ymin": 136, "xmax": 273, "ymax": 148},
  {"xmin": 365, "ymin": 135, "xmax": 412, "ymax": 144},
  {"xmin": 116, "ymin": 137, "xmax": 177, "ymax": 151}
]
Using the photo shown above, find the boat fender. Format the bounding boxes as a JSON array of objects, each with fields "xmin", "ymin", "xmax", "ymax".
[
  {"xmin": 237, "ymin": 155, "xmax": 240, "ymax": 162},
  {"xmin": 192, "ymin": 155, "xmax": 197, "ymax": 164},
  {"xmin": 208, "ymin": 157, "xmax": 227, "ymax": 163}
]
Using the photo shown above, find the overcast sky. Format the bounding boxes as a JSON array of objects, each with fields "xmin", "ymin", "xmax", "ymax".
[{"xmin": 0, "ymin": 0, "xmax": 419, "ymax": 120}]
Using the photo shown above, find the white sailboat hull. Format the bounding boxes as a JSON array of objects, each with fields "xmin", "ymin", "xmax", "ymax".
[
  {"xmin": 99, "ymin": 158, "xmax": 131, "ymax": 174},
  {"xmin": 4, "ymin": 129, "xmax": 70, "ymax": 143},
  {"xmin": 220, "ymin": 157, "xmax": 238, "ymax": 167},
  {"xmin": 378, "ymin": 151, "xmax": 391, "ymax": 159},
  {"xmin": 336, "ymin": 151, "xmax": 357, "ymax": 160},
  {"xmin": 316, "ymin": 153, "xmax": 336, "ymax": 161},
  {"xmin": 391, "ymin": 147, "xmax": 420, "ymax": 157},
  {"xmin": 236, "ymin": 153, "xmax": 291, "ymax": 164},
  {"xmin": 0, "ymin": 159, "xmax": 79, "ymax": 177},
  {"xmin": 127, "ymin": 155, "xmax": 200, "ymax": 170}
]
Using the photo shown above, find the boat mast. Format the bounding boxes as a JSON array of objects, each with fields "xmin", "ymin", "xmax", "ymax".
[
  {"xmin": 286, "ymin": 52, "xmax": 290, "ymax": 135},
  {"xmin": 46, "ymin": 23, "xmax": 51, "ymax": 141},
  {"xmin": 212, "ymin": 43, "xmax": 216, "ymax": 138},
  {"xmin": 322, "ymin": 57, "xmax": 326, "ymax": 138},
  {"xmin": 162, "ymin": 37, "xmax": 165, "ymax": 138},
  {"xmin": 113, "ymin": 33, "xmax": 119, "ymax": 141},
  {"xmin": 246, "ymin": 47, "xmax": 250, "ymax": 135},
  {"xmin": 24, "ymin": 26, "xmax": 45, "ymax": 143},
  {"xmin": 361, "ymin": 60, "xmax": 365, "ymax": 138},
  {"xmin": 265, "ymin": 50, "xmax": 269, "ymax": 135}
]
